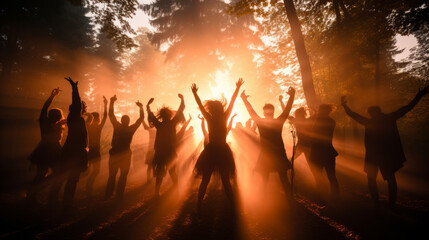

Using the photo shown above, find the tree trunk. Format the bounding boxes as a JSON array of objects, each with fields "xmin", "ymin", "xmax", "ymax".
[{"xmin": 282, "ymin": 0, "xmax": 319, "ymax": 109}]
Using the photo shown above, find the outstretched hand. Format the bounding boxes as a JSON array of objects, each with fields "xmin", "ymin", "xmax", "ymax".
[
  {"xmin": 51, "ymin": 87, "xmax": 61, "ymax": 97},
  {"xmin": 188, "ymin": 114, "xmax": 192, "ymax": 120},
  {"xmin": 178, "ymin": 94, "xmax": 184, "ymax": 100},
  {"xmin": 278, "ymin": 95, "xmax": 283, "ymax": 101},
  {"xmin": 136, "ymin": 100, "xmax": 143, "ymax": 108},
  {"xmin": 110, "ymin": 95, "xmax": 117, "ymax": 102},
  {"xmin": 147, "ymin": 98, "xmax": 154, "ymax": 105},
  {"xmin": 236, "ymin": 78, "xmax": 244, "ymax": 88},
  {"xmin": 418, "ymin": 86, "xmax": 429, "ymax": 97},
  {"xmin": 286, "ymin": 87, "xmax": 295, "ymax": 96},
  {"xmin": 240, "ymin": 90, "xmax": 249, "ymax": 100},
  {"xmin": 64, "ymin": 77, "xmax": 78, "ymax": 86},
  {"xmin": 232, "ymin": 113, "xmax": 238, "ymax": 118},
  {"xmin": 103, "ymin": 96, "xmax": 108, "ymax": 105},
  {"xmin": 191, "ymin": 84, "xmax": 198, "ymax": 93},
  {"xmin": 341, "ymin": 96, "xmax": 347, "ymax": 106}
]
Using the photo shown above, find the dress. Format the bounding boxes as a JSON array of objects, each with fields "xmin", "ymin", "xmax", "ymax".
[{"xmin": 194, "ymin": 115, "xmax": 235, "ymax": 178}]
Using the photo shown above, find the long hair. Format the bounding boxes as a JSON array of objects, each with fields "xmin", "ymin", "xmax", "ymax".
[
  {"xmin": 203, "ymin": 95, "xmax": 228, "ymax": 117},
  {"xmin": 156, "ymin": 106, "xmax": 175, "ymax": 121}
]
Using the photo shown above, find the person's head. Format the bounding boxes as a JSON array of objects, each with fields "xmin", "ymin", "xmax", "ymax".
[
  {"xmin": 318, "ymin": 104, "xmax": 334, "ymax": 116},
  {"xmin": 205, "ymin": 100, "xmax": 225, "ymax": 117},
  {"xmin": 158, "ymin": 107, "xmax": 173, "ymax": 121},
  {"xmin": 367, "ymin": 106, "xmax": 382, "ymax": 118},
  {"xmin": 48, "ymin": 108, "xmax": 63, "ymax": 123},
  {"xmin": 263, "ymin": 103, "xmax": 275, "ymax": 118},
  {"xmin": 121, "ymin": 115, "xmax": 130, "ymax": 126},
  {"xmin": 92, "ymin": 112, "xmax": 100, "ymax": 124},
  {"xmin": 149, "ymin": 121, "xmax": 154, "ymax": 128},
  {"xmin": 295, "ymin": 107, "xmax": 307, "ymax": 119},
  {"xmin": 236, "ymin": 122, "xmax": 244, "ymax": 128}
]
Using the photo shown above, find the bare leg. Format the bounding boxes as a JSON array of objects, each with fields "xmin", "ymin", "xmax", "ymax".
[
  {"xmin": 386, "ymin": 173, "xmax": 397, "ymax": 208},
  {"xmin": 169, "ymin": 165, "xmax": 178, "ymax": 186},
  {"xmin": 220, "ymin": 171, "xmax": 234, "ymax": 205},
  {"xmin": 325, "ymin": 161, "xmax": 340, "ymax": 196},
  {"xmin": 278, "ymin": 170, "xmax": 292, "ymax": 200},
  {"xmin": 198, "ymin": 171, "xmax": 212, "ymax": 214},
  {"xmin": 367, "ymin": 169, "xmax": 379, "ymax": 207}
]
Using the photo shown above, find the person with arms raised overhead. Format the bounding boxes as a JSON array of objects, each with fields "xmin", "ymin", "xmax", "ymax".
[
  {"xmin": 84, "ymin": 96, "xmax": 108, "ymax": 197},
  {"xmin": 192, "ymin": 78, "xmax": 243, "ymax": 214},
  {"xmin": 309, "ymin": 104, "xmax": 340, "ymax": 200},
  {"xmin": 241, "ymin": 87, "xmax": 295, "ymax": 200},
  {"xmin": 341, "ymin": 86, "xmax": 429, "ymax": 209},
  {"xmin": 27, "ymin": 87, "xmax": 66, "ymax": 204},
  {"xmin": 53, "ymin": 77, "xmax": 88, "ymax": 209},
  {"xmin": 105, "ymin": 95, "xmax": 144, "ymax": 199},
  {"xmin": 286, "ymin": 106, "xmax": 317, "ymax": 184},
  {"xmin": 147, "ymin": 94, "xmax": 185, "ymax": 197}
]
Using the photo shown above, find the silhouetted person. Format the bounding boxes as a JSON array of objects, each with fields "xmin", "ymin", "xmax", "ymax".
[
  {"xmin": 245, "ymin": 118, "xmax": 257, "ymax": 134},
  {"xmin": 142, "ymin": 119, "xmax": 156, "ymax": 183},
  {"xmin": 192, "ymin": 78, "xmax": 243, "ymax": 213},
  {"xmin": 147, "ymin": 94, "xmax": 185, "ymax": 197},
  {"xmin": 241, "ymin": 87, "xmax": 295, "ymax": 199},
  {"xmin": 287, "ymin": 107, "xmax": 318, "ymax": 182},
  {"xmin": 27, "ymin": 88, "xmax": 65, "ymax": 203},
  {"xmin": 84, "ymin": 96, "xmax": 108, "ymax": 196},
  {"xmin": 52, "ymin": 77, "xmax": 88, "ymax": 209},
  {"xmin": 341, "ymin": 86, "xmax": 429, "ymax": 208},
  {"xmin": 309, "ymin": 104, "xmax": 339, "ymax": 197},
  {"xmin": 105, "ymin": 95, "xmax": 143, "ymax": 199}
]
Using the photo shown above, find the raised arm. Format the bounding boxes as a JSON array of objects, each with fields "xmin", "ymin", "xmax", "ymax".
[
  {"xmin": 240, "ymin": 90, "xmax": 261, "ymax": 120},
  {"xmin": 130, "ymin": 101, "xmax": 144, "ymax": 132},
  {"xmin": 99, "ymin": 96, "xmax": 108, "ymax": 128},
  {"xmin": 40, "ymin": 88, "xmax": 61, "ymax": 121},
  {"xmin": 277, "ymin": 87, "xmax": 295, "ymax": 122},
  {"xmin": 225, "ymin": 78, "xmax": 244, "ymax": 118},
  {"xmin": 227, "ymin": 113, "xmax": 237, "ymax": 133},
  {"xmin": 109, "ymin": 95, "xmax": 120, "ymax": 128},
  {"xmin": 177, "ymin": 114, "xmax": 192, "ymax": 141},
  {"xmin": 172, "ymin": 94, "xmax": 185, "ymax": 123},
  {"xmin": 146, "ymin": 98, "xmax": 160, "ymax": 127},
  {"xmin": 142, "ymin": 119, "xmax": 150, "ymax": 130},
  {"xmin": 388, "ymin": 86, "xmax": 429, "ymax": 119},
  {"xmin": 198, "ymin": 115, "xmax": 208, "ymax": 139},
  {"xmin": 279, "ymin": 95, "xmax": 286, "ymax": 111},
  {"xmin": 341, "ymin": 96, "xmax": 370, "ymax": 125},
  {"xmin": 65, "ymin": 77, "xmax": 81, "ymax": 117},
  {"xmin": 191, "ymin": 83, "xmax": 210, "ymax": 119}
]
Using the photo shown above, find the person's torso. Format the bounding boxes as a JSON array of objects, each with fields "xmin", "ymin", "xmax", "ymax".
[
  {"xmin": 111, "ymin": 125, "xmax": 135, "ymax": 150},
  {"xmin": 207, "ymin": 116, "xmax": 228, "ymax": 144},
  {"xmin": 88, "ymin": 124, "xmax": 102, "ymax": 149},
  {"xmin": 64, "ymin": 116, "xmax": 87, "ymax": 149},
  {"xmin": 154, "ymin": 121, "xmax": 177, "ymax": 151},
  {"xmin": 256, "ymin": 118, "xmax": 285, "ymax": 151}
]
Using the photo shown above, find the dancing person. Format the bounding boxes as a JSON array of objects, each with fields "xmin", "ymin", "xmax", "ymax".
[
  {"xmin": 341, "ymin": 86, "xmax": 429, "ymax": 208},
  {"xmin": 54, "ymin": 77, "xmax": 88, "ymax": 209},
  {"xmin": 192, "ymin": 78, "xmax": 244, "ymax": 213},
  {"xmin": 147, "ymin": 94, "xmax": 185, "ymax": 197},
  {"xmin": 142, "ymin": 119, "xmax": 156, "ymax": 183},
  {"xmin": 27, "ymin": 88, "xmax": 65, "ymax": 204},
  {"xmin": 241, "ymin": 87, "xmax": 295, "ymax": 199},
  {"xmin": 85, "ymin": 96, "xmax": 108, "ymax": 197},
  {"xmin": 105, "ymin": 95, "xmax": 143, "ymax": 199},
  {"xmin": 287, "ymin": 107, "xmax": 317, "ymax": 182},
  {"xmin": 309, "ymin": 104, "xmax": 340, "ymax": 198}
]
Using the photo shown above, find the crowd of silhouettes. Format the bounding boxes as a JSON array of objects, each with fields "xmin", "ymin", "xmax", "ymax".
[{"xmin": 27, "ymin": 76, "xmax": 429, "ymax": 215}]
